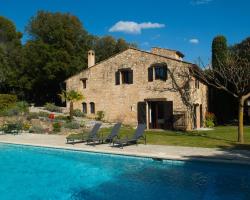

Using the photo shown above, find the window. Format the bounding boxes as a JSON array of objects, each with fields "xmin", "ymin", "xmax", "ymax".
[
  {"xmin": 155, "ymin": 66, "xmax": 167, "ymax": 81},
  {"xmin": 90, "ymin": 102, "xmax": 95, "ymax": 114},
  {"xmin": 121, "ymin": 70, "xmax": 133, "ymax": 84},
  {"xmin": 115, "ymin": 71, "xmax": 120, "ymax": 85},
  {"xmin": 148, "ymin": 64, "xmax": 168, "ymax": 82},
  {"xmin": 82, "ymin": 102, "xmax": 87, "ymax": 113},
  {"xmin": 148, "ymin": 67, "xmax": 153, "ymax": 82},
  {"xmin": 195, "ymin": 79, "xmax": 199, "ymax": 89},
  {"xmin": 80, "ymin": 78, "xmax": 87, "ymax": 89},
  {"xmin": 82, "ymin": 80, "xmax": 86, "ymax": 89},
  {"xmin": 115, "ymin": 69, "xmax": 133, "ymax": 85}
]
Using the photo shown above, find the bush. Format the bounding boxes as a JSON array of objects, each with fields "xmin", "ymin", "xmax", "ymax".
[
  {"xmin": 79, "ymin": 121, "xmax": 85, "ymax": 128},
  {"xmin": 53, "ymin": 122, "xmax": 62, "ymax": 132},
  {"xmin": 205, "ymin": 112, "xmax": 216, "ymax": 128},
  {"xmin": 15, "ymin": 101, "xmax": 29, "ymax": 114},
  {"xmin": 64, "ymin": 121, "xmax": 80, "ymax": 129},
  {"xmin": 205, "ymin": 120, "xmax": 215, "ymax": 128},
  {"xmin": 38, "ymin": 111, "xmax": 49, "ymax": 118},
  {"xmin": 22, "ymin": 122, "xmax": 31, "ymax": 131},
  {"xmin": 44, "ymin": 103, "xmax": 62, "ymax": 113},
  {"xmin": 55, "ymin": 115, "xmax": 69, "ymax": 121},
  {"xmin": 0, "ymin": 101, "xmax": 29, "ymax": 117},
  {"xmin": 0, "ymin": 107, "xmax": 19, "ymax": 116},
  {"xmin": 26, "ymin": 112, "xmax": 39, "ymax": 120},
  {"xmin": 0, "ymin": 125, "xmax": 4, "ymax": 132},
  {"xmin": 29, "ymin": 125, "xmax": 46, "ymax": 134},
  {"xmin": 7, "ymin": 107, "xmax": 20, "ymax": 116},
  {"xmin": 0, "ymin": 94, "xmax": 17, "ymax": 111},
  {"xmin": 2, "ymin": 121, "xmax": 22, "ymax": 134},
  {"xmin": 72, "ymin": 109, "xmax": 85, "ymax": 117},
  {"xmin": 96, "ymin": 111, "xmax": 105, "ymax": 121}
]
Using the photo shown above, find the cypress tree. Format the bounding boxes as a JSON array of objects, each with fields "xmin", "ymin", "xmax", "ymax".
[
  {"xmin": 212, "ymin": 35, "xmax": 228, "ymax": 69},
  {"xmin": 210, "ymin": 35, "xmax": 238, "ymax": 124}
]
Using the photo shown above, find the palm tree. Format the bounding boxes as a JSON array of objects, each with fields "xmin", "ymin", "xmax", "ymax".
[{"xmin": 59, "ymin": 90, "xmax": 84, "ymax": 119}]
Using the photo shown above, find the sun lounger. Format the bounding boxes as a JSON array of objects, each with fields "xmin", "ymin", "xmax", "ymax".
[
  {"xmin": 87, "ymin": 123, "xmax": 121, "ymax": 145},
  {"xmin": 66, "ymin": 123, "xmax": 102, "ymax": 144},
  {"xmin": 112, "ymin": 124, "xmax": 146, "ymax": 148}
]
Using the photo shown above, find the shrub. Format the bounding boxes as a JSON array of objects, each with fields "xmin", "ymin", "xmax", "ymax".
[
  {"xmin": 55, "ymin": 115, "xmax": 69, "ymax": 121},
  {"xmin": 0, "ymin": 110, "xmax": 6, "ymax": 116},
  {"xmin": 22, "ymin": 122, "xmax": 31, "ymax": 131},
  {"xmin": 15, "ymin": 101, "xmax": 29, "ymax": 114},
  {"xmin": 0, "ymin": 101, "xmax": 29, "ymax": 117},
  {"xmin": 79, "ymin": 121, "xmax": 85, "ymax": 128},
  {"xmin": 44, "ymin": 103, "xmax": 62, "ymax": 113},
  {"xmin": 205, "ymin": 120, "xmax": 215, "ymax": 128},
  {"xmin": 64, "ymin": 121, "xmax": 80, "ymax": 129},
  {"xmin": 0, "ymin": 94, "xmax": 17, "ymax": 111},
  {"xmin": 29, "ymin": 125, "xmax": 46, "ymax": 134},
  {"xmin": 38, "ymin": 111, "xmax": 49, "ymax": 118},
  {"xmin": 205, "ymin": 112, "xmax": 216, "ymax": 128},
  {"xmin": 2, "ymin": 121, "xmax": 22, "ymax": 134},
  {"xmin": 0, "ymin": 107, "xmax": 19, "ymax": 116},
  {"xmin": 26, "ymin": 112, "xmax": 39, "ymax": 120},
  {"xmin": 53, "ymin": 122, "xmax": 62, "ymax": 132},
  {"xmin": 72, "ymin": 109, "xmax": 85, "ymax": 117},
  {"xmin": 0, "ymin": 124, "xmax": 4, "ymax": 132},
  {"xmin": 96, "ymin": 111, "xmax": 105, "ymax": 121},
  {"xmin": 7, "ymin": 107, "xmax": 20, "ymax": 116}
]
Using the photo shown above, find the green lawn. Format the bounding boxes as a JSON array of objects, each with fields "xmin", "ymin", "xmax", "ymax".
[{"xmin": 67, "ymin": 126, "xmax": 250, "ymax": 150}]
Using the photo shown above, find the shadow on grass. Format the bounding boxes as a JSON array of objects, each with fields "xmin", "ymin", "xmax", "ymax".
[
  {"xmin": 148, "ymin": 130, "xmax": 236, "ymax": 143},
  {"xmin": 218, "ymin": 143, "xmax": 250, "ymax": 151},
  {"xmin": 192, "ymin": 133, "xmax": 235, "ymax": 143}
]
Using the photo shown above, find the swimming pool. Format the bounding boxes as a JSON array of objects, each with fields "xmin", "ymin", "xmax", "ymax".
[{"xmin": 0, "ymin": 143, "xmax": 249, "ymax": 200}]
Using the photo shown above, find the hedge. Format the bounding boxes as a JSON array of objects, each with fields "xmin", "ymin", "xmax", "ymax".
[{"xmin": 0, "ymin": 94, "xmax": 17, "ymax": 110}]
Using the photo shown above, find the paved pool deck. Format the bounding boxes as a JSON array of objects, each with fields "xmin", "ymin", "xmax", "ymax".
[{"xmin": 1, "ymin": 133, "xmax": 250, "ymax": 165}]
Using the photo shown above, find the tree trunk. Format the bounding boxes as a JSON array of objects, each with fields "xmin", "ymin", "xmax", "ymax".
[
  {"xmin": 69, "ymin": 101, "xmax": 73, "ymax": 119},
  {"xmin": 238, "ymin": 93, "xmax": 250, "ymax": 143},
  {"xmin": 238, "ymin": 97, "xmax": 244, "ymax": 143}
]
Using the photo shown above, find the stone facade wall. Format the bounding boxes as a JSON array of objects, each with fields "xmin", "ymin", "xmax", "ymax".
[
  {"xmin": 66, "ymin": 48, "xmax": 208, "ymax": 130},
  {"xmin": 192, "ymin": 79, "xmax": 208, "ymax": 129}
]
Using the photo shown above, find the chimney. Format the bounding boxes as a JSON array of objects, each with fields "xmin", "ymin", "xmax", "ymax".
[{"xmin": 88, "ymin": 50, "xmax": 95, "ymax": 67}]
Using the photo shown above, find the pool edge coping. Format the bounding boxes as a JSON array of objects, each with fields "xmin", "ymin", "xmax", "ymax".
[{"xmin": 1, "ymin": 141, "xmax": 250, "ymax": 165}]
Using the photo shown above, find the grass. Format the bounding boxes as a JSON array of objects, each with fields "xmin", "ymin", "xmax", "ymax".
[{"xmin": 67, "ymin": 126, "xmax": 250, "ymax": 150}]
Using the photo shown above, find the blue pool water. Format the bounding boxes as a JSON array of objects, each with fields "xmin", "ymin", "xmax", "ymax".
[{"xmin": 0, "ymin": 144, "xmax": 250, "ymax": 200}]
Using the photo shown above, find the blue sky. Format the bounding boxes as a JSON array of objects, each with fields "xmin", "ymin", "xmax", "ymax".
[{"xmin": 0, "ymin": 0, "xmax": 250, "ymax": 63}]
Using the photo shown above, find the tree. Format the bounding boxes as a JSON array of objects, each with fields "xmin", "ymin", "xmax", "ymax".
[
  {"xmin": 0, "ymin": 16, "xmax": 22, "ymax": 94},
  {"xmin": 0, "ymin": 47, "xmax": 8, "ymax": 90},
  {"xmin": 93, "ymin": 36, "xmax": 117, "ymax": 62},
  {"xmin": 232, "ymin": 37, "xmax": 250, "ymax": 60},
  {"xmin": 194, "ymin": 46, "xmax": 250, "ymax": 143},
  {"xmin": 0, "ymin": 13, "xmax": 136, "ymax": 104},
  {"xmin": 22, "ymin": 11, "xmax": 135, "ymax": 104},
  {"xmin": 23, "ymin": 11, "xmax": 91, "ymax": 104},
  {"xmin": 212, "ymin": 35, "xmax": 228, "ymax": 69},
  {"xmin": 93, "ymin": 36, "xmax": 136, "ymax": 62},
  {"xmin": 116, "ymin": 38, "xmax": 131, "ymax": 52},
  {"xmin": 211, "ymin": 35, "xmax": 237, "ymax": 123},
  {"xmin": 59, "ymin": 90, "xmax": 84, "ymax": 119},
  {"xmin": 0, "ymin": 16, "xmax": 22, "ymax": 44}
]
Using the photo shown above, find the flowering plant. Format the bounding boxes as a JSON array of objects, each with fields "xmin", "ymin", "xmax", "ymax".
[
  {"xmin": 205, "ymin": 112, "xmax": 216, "ymax": 128},
  {"xmin": 48, "ymin": 113, "xmax": 55, "ymax": 120}
]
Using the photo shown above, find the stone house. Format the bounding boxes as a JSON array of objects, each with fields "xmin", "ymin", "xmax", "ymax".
[{"xmin": 65, "ymin": 47, "xmax": 208, "ymax": 130}]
